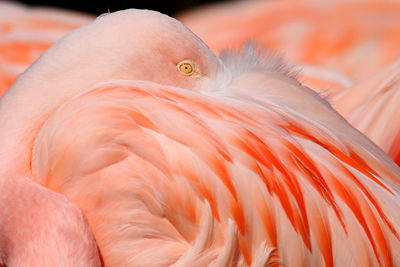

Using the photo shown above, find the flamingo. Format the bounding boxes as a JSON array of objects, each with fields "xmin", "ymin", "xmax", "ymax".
[{"xmin": 1, "ymin": 8, "xmax": 400, "ymax": 266}]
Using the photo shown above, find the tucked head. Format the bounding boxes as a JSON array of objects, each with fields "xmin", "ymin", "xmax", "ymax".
[{"xmin": 20, "ymin": 9, "xmax": 228, "ymax": 93}]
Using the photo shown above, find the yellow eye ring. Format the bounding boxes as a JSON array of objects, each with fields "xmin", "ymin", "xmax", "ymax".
[{"xmin": 177, "ymin": 60, "xmax": 195, "ymax": 76}]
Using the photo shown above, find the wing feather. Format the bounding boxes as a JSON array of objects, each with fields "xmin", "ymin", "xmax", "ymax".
[{"xmin": 31, "ymin": 80, "xmax": 400, "ymax": 266}]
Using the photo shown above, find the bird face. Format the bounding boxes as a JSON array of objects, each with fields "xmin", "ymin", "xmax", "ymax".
[
  {"xmin": 8, "ymin": 8, "xmax": 229, "ymax": 108},
  {"xmin": 75, "ymin": 9, "xmax": 229, "ymax": 93}
]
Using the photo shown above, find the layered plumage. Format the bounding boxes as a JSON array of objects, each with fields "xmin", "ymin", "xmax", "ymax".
[
  {"xmin": 178, "ymin": 0, "xmax": 400, "ymax": 166},
  {"xmin": 32, "ymin": 78, "xmax": 400, "ymax": 266},
  {"xmin": 1, "ymin": 7, "xmax": 400, "ymax": 267}
]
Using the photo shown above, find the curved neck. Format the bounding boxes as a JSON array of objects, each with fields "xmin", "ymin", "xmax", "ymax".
[
  {"xmin": 0, "ymin": 70, "xmax": 72, "ymax": 174},
  {"xmin": 0, "ymin": 41, "xmax": 118, "ymax": 174},
  {"xmin": 0, "ymin": 22, "xmax": 143, "ymax": 174}
]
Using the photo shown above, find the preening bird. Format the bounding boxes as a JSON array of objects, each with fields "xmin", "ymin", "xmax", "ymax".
[{"xmin": 1, "ymin": 8, "xmax": 400, "ymax": 267}]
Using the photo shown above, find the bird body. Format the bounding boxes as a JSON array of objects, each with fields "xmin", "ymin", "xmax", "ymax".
[
  {"xmin": 32, "ymin": 78, "xmax": 400, "ymax": 266},
  {"xmin": 1, "ymin": 7, "xmax": 400, "ymax": 267}
]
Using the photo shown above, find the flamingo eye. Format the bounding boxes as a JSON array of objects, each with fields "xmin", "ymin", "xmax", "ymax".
[{"xmin": 177, "ymin": 60, "xmax": 195, "ymax": 75}]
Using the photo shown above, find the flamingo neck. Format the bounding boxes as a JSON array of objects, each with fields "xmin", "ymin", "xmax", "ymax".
[
  {"xmin": 0, "ymin": 73, "xmax": 69, "ymax": 175},
  {"xmin": 0, "ymin": 49, "xmax": 109, "ymax": 175},
  {"xmin": 0, "ymin": 68, "xmax": 103, "ymax": 265}
]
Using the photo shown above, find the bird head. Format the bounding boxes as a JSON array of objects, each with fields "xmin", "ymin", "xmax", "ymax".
[{"xmin": 11, "ymin": 9, "xmax": 229, "ymax": 95}]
